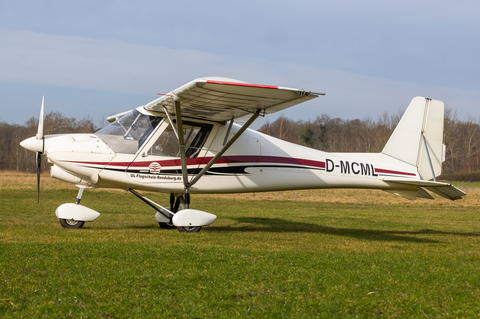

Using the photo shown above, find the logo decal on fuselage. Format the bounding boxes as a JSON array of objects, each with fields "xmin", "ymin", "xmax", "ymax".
[{"xmin": 148, "ymin": 162, "xmax": 162, "ymax": 174}]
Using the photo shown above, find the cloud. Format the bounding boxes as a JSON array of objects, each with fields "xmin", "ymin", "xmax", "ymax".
[
  {"xmin": 0, "ymin": 27, "xmax": 479, "ymax": 126},
  {"xmin": 2, "ymin": 1, "xmax": 480, "ymax": 91},
  {"xmin": 0, "ymin": 28, "xmax": 285, "ymax": 93}
]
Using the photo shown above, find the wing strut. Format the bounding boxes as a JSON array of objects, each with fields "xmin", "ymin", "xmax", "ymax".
[{"xmin": 174, "ymin": 100, "xmax": 190, "ymax": 188}]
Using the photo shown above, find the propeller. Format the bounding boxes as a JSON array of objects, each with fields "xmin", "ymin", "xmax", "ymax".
[
  {"xmin": 36, "ymin": 151, "xmax": 41, "ymax": 203},
  {"xmin": 36, "ymin": 96, "xmax": 45, "ymax": 203}
]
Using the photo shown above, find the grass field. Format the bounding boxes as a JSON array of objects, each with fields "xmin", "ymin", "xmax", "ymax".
[
  {"xmin": 1, "ymin": 172, "xmax": 480, "ymax": 318},
  {"xmin": 450, "ymin": 181, "xmax": 480, "ymax": 188}
]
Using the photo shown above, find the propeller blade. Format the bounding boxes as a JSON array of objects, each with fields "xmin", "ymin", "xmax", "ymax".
[
  {"xmin": 37, "ymin": 96, "xmax": 44, "ymax": 141},
  {"xmin": 36, "ymin": 151, "xmax": 41, "ymax": 203},
  {"xmin": 35, "ymin": 96, "xmax": 45, "ymax": 203}
]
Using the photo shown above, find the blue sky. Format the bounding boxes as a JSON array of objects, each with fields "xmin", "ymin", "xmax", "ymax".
[{"xmin": 1, "ymin": 0, "xmax": 479, "ymax": 129}]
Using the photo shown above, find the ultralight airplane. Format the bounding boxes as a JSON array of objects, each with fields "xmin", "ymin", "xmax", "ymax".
[{"xmin": 20, "ymin": 77, "xmax": 466, "ymax": 232}]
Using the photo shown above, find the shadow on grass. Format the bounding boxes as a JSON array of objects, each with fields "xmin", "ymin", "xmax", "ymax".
[
  {"xmin": 91, "ymin": 217, "xmax": 480, "ymax": 244},
  {"xmin": 209, "ymin": 217, "xmax": 480, "ymax": 243}
]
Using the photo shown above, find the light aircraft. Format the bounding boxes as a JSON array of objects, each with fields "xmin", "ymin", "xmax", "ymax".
[{"xmin": 20, "ymin": 77, "xmax": 466, "ymax": 232}]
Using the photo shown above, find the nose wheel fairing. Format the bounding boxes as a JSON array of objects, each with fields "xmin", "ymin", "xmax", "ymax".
[{"xmin": 55, "ymin": 203, "xmax": 101, "ymax": 222}]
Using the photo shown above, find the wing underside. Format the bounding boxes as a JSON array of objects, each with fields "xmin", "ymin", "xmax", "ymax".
[{"xmin": 143, "ymin": 77, "xmax": 322, "ymax": 122}]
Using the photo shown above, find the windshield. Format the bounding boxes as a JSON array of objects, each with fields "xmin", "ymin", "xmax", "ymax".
[{"xmin": 96, "ymin": 109, "xmax": 162, "ymax": 154}]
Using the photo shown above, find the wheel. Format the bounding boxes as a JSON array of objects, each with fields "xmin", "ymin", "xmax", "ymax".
[
  {"xmin": 59, "ymin": 218, "xmax": 85, "ymax": 229},
  {"xmin": 177, "ymin": 226, "xmax": 202, "ymax": 233},
  {"xmin": 159, "ymin": 222, "xmax": 176, "ymax": 229}
]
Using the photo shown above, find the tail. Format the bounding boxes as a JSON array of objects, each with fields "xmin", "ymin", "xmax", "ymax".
[
  {"xmin": 381, "ymin": 97, "xmax": 465, "ymax": 200},
  {"xmin": 382, "ymin": 97, "xmax": 444, "ymax": 181}
]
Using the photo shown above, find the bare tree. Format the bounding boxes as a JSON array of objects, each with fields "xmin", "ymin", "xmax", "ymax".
[
  {"xmin": 0, "ymin": 112, "xmax": 98, "ymax": 172},
  {"xmin": 458, "ymin": 116, "xmax": 480, "ymax": 173}
]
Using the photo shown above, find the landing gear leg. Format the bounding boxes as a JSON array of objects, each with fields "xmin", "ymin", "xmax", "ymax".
[
  {"xmin": 128, "ymin": 189, "xmax": 209, "ymax": 233},
  {"xmin": 184, "ymin": 189, "xmax": 190, "ymax": 209},
  {"xmin": 128, "ymin": 189, "xmax": 176, "ymax": 229},
  {"xmin": 159, "ymin": 194, "xmax": 178, "ymax": 229},
  {"xmin": 169, "ymin": 193, "xmax": 175, "ymax": 211},
  {"xmin": 75, "ymin": 187, "xmax": 84, "ymax": 204}
]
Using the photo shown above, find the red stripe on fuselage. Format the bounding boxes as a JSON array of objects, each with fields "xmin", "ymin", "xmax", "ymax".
[
  {"xmin": 62, "ymin": 156, "xmax": 326, "ymax": 170},
  {"xmin": 375, "ymin": 168, "xmax": 416, "ymax": 176},
  {"xmin": 62, "ymin": 158, "xmax": 414, "ymax": 177},
  {"xmin": 126, "ymin": 156, "xmax": 325, "ymax": 169}
]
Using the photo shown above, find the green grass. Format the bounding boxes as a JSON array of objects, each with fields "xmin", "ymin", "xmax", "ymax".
[
  {"xmin": 1, "ymin": 182, "xmax": 480, "ymax": 318},
  {"xmin": 451, "ymin": 181, "xmax": 480, "ymax": 188}
]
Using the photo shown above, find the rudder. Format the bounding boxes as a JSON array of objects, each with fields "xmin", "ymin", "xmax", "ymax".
[{"xmin": 382, "ymin": 97, "xmax": 444, "ymax": 181}]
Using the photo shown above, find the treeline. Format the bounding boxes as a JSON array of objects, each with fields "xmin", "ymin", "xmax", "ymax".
[
  {"xmin": 0, "ymin": 112, "xmax": 97, "ymax": 173},
  {"xmin": 258, "ymin": 109, "xmax": 480, "ymax": 181},
  {"xmin": 2, "ymin": 109, "xmax": 480, "ymax": 181}
]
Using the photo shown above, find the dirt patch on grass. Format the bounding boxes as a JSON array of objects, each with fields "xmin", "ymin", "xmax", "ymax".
[{"xmin": 2, "ymin": 172, "xmax": 478, "ymax": 207}]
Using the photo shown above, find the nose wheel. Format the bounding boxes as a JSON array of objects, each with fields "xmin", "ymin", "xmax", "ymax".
[
  {"xmin": 57, "ymin": 188, "xmax": 88, "ymax": 229},
  {"xmin": 59, "ymin": 218, "xmax": 85, "ymax": 229}
]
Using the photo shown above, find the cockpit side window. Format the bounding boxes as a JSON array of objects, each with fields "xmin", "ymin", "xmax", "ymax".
[
  {"xmin": 96, "ymin": 109, "xmax": 162, "ymax": 154},
  {"xmin": 147, "ymin": 121, "xmax": 213, "ymax": 158}
]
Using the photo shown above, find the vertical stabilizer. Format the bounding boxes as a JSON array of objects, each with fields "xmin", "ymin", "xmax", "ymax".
[{"xmin": 382, "ymin": 97, "xmax": 444, "ymax": 181}]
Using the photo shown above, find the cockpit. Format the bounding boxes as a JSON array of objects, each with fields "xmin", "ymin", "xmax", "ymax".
[
  {"xmin": 96, "ymin": 109, "xmax": 213, "ymax": 157},
  {"xmin": 96, "ymin": 109, "xmax": 161, "ymax": 154}
]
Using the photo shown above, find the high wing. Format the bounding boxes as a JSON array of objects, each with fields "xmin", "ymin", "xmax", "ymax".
[
  {"xmin": 143, "ymin": 77, "xmax": 323, "ymax": 121},
  {"xmin": 105, "ymin": 77, "xmax": 324, "ymax": 192}
]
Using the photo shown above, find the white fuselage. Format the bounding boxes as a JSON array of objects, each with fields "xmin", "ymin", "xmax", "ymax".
[{"xmin": 39, "ymin": 118, "xmax": 420, "ymax": 195}]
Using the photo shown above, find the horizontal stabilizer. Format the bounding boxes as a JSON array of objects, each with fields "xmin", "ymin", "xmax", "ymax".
[
  {"xmin": 384, "ymin": 189, "xmax": 419, "ymax": 200},
  {"xmin": 417, "ymin": 187, "xmax": 435, "ymax": 200},
  {"xmin": 383, "ymin": 187, "xmax": 435, "ymax": 200},
  {"xmin": 383, "ymin": 178, "xmax": 466, "ymax": 201},
  {"xmin": 424, "ymin": 185, "xmax": 466, "ymax": 201}
]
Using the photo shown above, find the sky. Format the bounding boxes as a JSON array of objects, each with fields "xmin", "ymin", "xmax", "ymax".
[{"xmin": 1, "ymin": 0, "xmax": 479, "ymax": 129}]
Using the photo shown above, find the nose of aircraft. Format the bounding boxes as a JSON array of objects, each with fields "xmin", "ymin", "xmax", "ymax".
[{"xmin": 20, "ymin": 136, "xmax": 44, "ymax": 153}]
